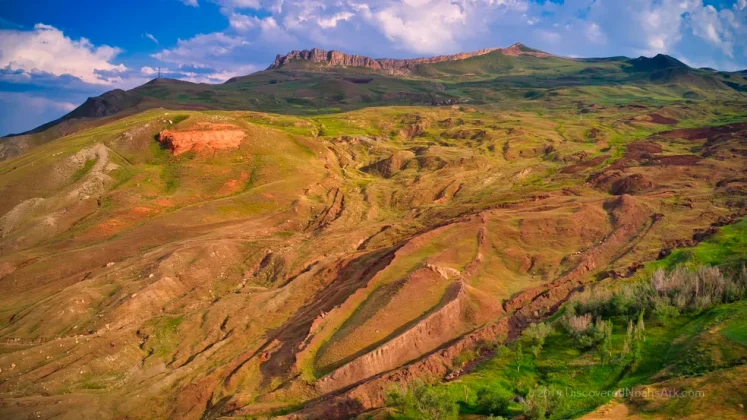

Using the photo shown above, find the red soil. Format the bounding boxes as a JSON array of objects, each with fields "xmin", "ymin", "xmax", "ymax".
[
  {"xmin": 650, "ymin": 155, "xmax": 701, "ymax": 166},
  {"xmin": 659, "ymin": 122, "xmax": 747, "ymax": 140},
  {"xmin": 610, "ymin": 174, "xmax": 655, "ymax": 195},
  {"xmin": 647, "ymin": 113, "xmax": 679, "ymax": 125},
  {"xmin": 626, "ymin": 141, "xmax": 662, "ymax": 160},
  {"xmin": 158, "ymin": 123, "xmax": 245, "ymax": 155},
  {"xmin": 561, "ymin": 154, "xmax": 610, "ymax": 174}
]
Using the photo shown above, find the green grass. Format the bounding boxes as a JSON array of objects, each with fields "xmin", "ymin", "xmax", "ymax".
[
  {"xmin": 169, "ymin": 114, "xmax": 189, "ymax": 126},
  {"xmin": 722, "ymin": 320, "xmax": 747, "ymax": 346},
  {"xmin": 650, "ymin": 218, "xmax": 747, "ymax": 271},
  {"xmin": 416, "ymin": 300, "xmax": 747, "ymax": 419},
  {"xmin": 71, "ymin": 158, "xmax": 96, "ymax": 182},
  {"xmin": 145, "ymin": 315, "xmax": 186, "ymax": 359},
  {"xmin": 160, "ymin": 163, "xmax": 180, "ymax": 193},
  {"xmin": 395, "ymin": 214, "xmax": 747, "ymax": 419}
]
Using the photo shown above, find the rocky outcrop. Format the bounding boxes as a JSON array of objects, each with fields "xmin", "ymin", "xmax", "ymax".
[
  {"xmin": 285, "ymin": 195, "xmax": 655, "ymax": 420},
  {"xmin": 268, "ymin": 44, "xmax": 550, "ymax": 75},
  {"xmin": 314, "ymin": 282, "xmax": 468, "ymax": 394},
  {"xmin": 158, "ymin": 123, "xmax": 245, "ymax": 155}
]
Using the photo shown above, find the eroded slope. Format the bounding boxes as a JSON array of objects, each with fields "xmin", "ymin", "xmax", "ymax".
[{"xmin": 0, "ymin": 102, "xmax": 745, "ymax": 419}]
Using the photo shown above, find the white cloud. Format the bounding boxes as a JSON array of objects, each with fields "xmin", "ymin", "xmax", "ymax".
[
  {"xmin": 0, "ymin": 23, "xmax": 127, "ymax": 85},
  {"xmin": 317, "ymin": 12, "xmax": 355, "ymax": 29},
  {"xmin": 0, "ymin": 92, "xmax": 75, "ymax": 112},
  {"xmin": 686, "ymin": 3, "xmax": 746, "ymax": 58},
  {"xmin": 536, "ymin": 29, "xmax": 561, "ymax": 45},
  {"xmin": 0, "ymin": 92, "xmax": 77, "ymax": 135},
  {"xmin": 229, "ymin": 12, "xmax": 260, "ymax": 31},
  {"xmin": 140, "ymin": 66, "xmax": 159, "ymax": 76},
  {"xmin": 364, "ymin": 0, "xmax": 529, "ymax": 55},
  {"xmin": 214, "ymin": 0, "xmax": 262, "ymax": 10},
  {"xmin": 185, "ymin": 64, "xmax": 259, "ymax": 83},
  {"xmin": 151, "ymin": 33, "xmax": 260, "ymax": 82},
  {"xmin": 180, "ymin": 0, "xmax": 263, "ymax": 7},
  {"xmin": 153, "ymin": 32, "xmax": 250, "ymax": 66},
  {"xmin": 585, "ymin": 22, "xmax": 606, "ymax": 45},
  {"xmin": 155, "ymin": 0, "xmax": 745, "ymax": 68},
  {"xmin": 145, "ymin": 33, "xmax": 159, "ymax": 44}
]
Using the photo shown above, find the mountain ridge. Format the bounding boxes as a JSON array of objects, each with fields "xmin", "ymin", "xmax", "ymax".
[
  {"xmin": 3, "ymin": 43, "xmax": 747, "ymax": 163},
  {"xmin": 267, "ymin": 43, "xmax": 551, "ymax": 74}
]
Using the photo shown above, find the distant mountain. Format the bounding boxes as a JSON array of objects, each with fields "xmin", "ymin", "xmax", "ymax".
[
  {"xmin": 266, "ymin": 43, "xmax": 550, "ymax": 74},
  {"xmin": 627, "ymin": 53, "xmax": 690, "ymax": 72},
  {"xmin": 3, "ymin": 44, "xmax": 747, "ymax": 162}
]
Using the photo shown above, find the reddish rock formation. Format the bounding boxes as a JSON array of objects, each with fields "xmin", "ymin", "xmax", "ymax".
[
  {"xmin": 314, "ymin": 282, "xmax": 468, "ymax": 394},
  {"xmin": 282, "ymin": 195, "xmax": 654, "ymax": 420},
  {"xmin": 610, "ymin": 174, "xmax": 655, "ymax": 195},
  {"xmin": 158, "ymin": 123, "xmax": 245, "ymax": 155},
  {"xmin": 268, "ymin": 44, "xmax": 550, "ymax": 75}
]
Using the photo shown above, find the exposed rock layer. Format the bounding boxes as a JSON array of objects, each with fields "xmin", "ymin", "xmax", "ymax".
[
  {"xmin": 158, "ymin": 123, "xmax": 245, "ymax": 155},
  {"xmin": 268, "ymin": 44, "xmax": 550, "ymax": 74}
]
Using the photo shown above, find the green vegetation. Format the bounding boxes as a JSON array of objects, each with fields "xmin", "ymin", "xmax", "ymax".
[
  {"xmin": 388, "ymin": 380, "xmax": 459, "ymax": 420},
  {"xmin": 169, "ymin": 114, "xmax": 189, "ymax": 126},
  {"xmin": 387, "ymin": 215, "xmax": 747, "ymax": 419},
  {"xmin": 71, "ymin": 158, "xmax": 96, "ymax": 182},
  {"xmin": 143, "ymin": 315, "xmax": 185, "ymax": 360},
  {"xmin": 160, "ymin": 162, "xmax": 181, "ymax": 193},
  {"xmin": 1, "ymin": 49, "xmax": 746, "ymax": 420}
]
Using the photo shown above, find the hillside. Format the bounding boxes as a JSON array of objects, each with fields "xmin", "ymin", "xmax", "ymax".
[
  {"xmin": 3, "ymin": 44, "xmax": 747, "ymax": 162},
  {"xmin": 0, "ymin": 44, "xmax": 746, "ymax": 420}
]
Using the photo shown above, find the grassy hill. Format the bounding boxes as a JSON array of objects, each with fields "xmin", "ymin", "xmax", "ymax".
[
  {"xmin": 0, "ymin": 45, "xmax": 746, "ymax": 420},
  {"xmin": 3, "ymin": 45, "xmax": 747, "ymax": 162}
]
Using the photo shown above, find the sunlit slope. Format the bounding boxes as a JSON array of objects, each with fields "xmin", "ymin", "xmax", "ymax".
[
  {"xmin": 0, "ymin": 101, "xmax": 745, "ymax": 419},
  {"xmin": 5, "ymin": 47, "xmax": 747, "ymax": 164}
]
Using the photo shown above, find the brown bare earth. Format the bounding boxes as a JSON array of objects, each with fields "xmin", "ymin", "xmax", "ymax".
[
  {"xmin": 0, "ymin": 105, "xmax": 745, "ymax": 420},
  {"xmin": 159, "ymin": 123, "xmax": 245, "ymax": 155}
]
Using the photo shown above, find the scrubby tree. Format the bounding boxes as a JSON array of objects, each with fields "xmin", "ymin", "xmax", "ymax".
[
  {"xmin": 523, "ymin": 385, "xmax": 565, "ymax": 420},
  {"xmin": 631, "ymin": 311, "xmax": 646, "ymax": 364},
  {"xmin": 635, "ymin": 310, "xmax": 646, "ymax": 343},
  {"xmin": 516, "ymin": 343, "xmax": 524, "ymax": 372},
  {"xmin": 598, "ymin": 318, "xmax": 613, "ymax": 365},
  {"xmin": 387, "ymin": 380, "xmax": 459, "ymax": 420},
  {"xmin": 523, "ymin": 322, "xmax": 552, "ymax": 357},
  {"xmin": 622, "ymin": 319, "xmax": 634, "ymax": 359},
  {"xmin": 476, "ymin": 387, "xmax": 511, "ymax": 417}
]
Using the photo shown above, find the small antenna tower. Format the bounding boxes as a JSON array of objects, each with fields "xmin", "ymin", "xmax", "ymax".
[{"xmin": 158, "ymin": 67, "xmax": 161, "ymax": 79}]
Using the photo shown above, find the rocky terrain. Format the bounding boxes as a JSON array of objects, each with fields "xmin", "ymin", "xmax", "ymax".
[
  {"xmin": 0, "ymin": 45, "xmax": 745, "ymax": 420},
  {"xmin": 267, "ymin": 43, "xmax": 549, "ymax": 74}
]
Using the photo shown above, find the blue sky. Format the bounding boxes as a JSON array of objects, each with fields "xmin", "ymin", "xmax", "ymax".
[{"xmin": 1, "ymin": 0, "xmax": 746, "ymax": 136}]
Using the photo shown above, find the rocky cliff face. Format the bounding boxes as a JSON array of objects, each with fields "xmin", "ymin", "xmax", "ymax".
[
  {"xmin": 158, "ymin": 123, "xmax": 245, "ymax": 155},
  {"xmin": 268, "ymin": 43, "xmax": 550, "ymax": 74}
]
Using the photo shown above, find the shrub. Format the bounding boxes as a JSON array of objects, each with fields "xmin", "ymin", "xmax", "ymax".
[
  {"xmin": 387, "ymin": 380, "xmax": 459, "ymax": 420},
  {"xmin": 652, "ymin": 299, "xmax": 680, "ymax": 324},
  {"xmin": 476, "ymin": 387, "xmax": 511, "ymax": 417},
  {"xmin": 569, "ymin": 265, "xmax": 747, "ymax": 322},
  {"xmin": 523, "ymin": 385, "xmax": 565, "ymax": 420},
  {"xmin": 516, "ymin": 343, "xmax": 524, "ymax": 372},
  {"xmin": 597, "ymin": 318, "xmax": 613, "ymax": 365},
  {"xmin": 563, "ymin": 313, "xmax": 595, "ymax": 348},
  {"xmin": 523, "ymin": 322, "xmax": 552, "ymax": 357},
  {"xmin": 453, "ymin": 349, "xmax": 478, "ymax": 368},
  {"xmin": 564, "ymin": 313, "xmax": 593, "ymax": 335}
]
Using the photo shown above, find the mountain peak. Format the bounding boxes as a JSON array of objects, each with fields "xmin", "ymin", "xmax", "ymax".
[
  {"xmin": 267, "ymin": 44, "xmax": 551, "ymax": 74},
  {"xmin": 630, "ymin": 53, "xmax": 690, "ymax": 71}
]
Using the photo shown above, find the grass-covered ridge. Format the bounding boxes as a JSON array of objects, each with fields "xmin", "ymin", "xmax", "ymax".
[
  {"xmin": 0, "ymin": 97, "xmax": 745, "ymax": 419},
  {"xmin": 386, "ymin": 218, "xmax": 747, "ymax": 420}
]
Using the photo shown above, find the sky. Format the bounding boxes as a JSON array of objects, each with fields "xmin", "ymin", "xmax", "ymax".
[{"xmin": 0, "ymin": 0, "xmax": 746, "ymax": 136}]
